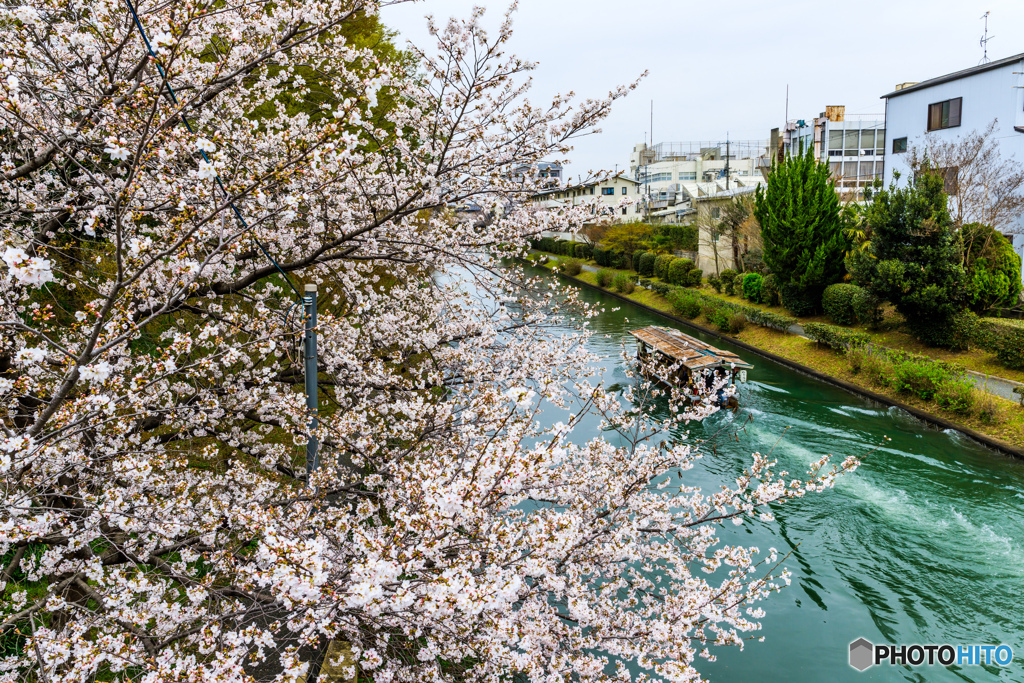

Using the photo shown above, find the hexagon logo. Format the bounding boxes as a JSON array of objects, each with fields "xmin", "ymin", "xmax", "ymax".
[{"xmin": 849, "ymin": 638, "xmax": 874, "ymax": 671}]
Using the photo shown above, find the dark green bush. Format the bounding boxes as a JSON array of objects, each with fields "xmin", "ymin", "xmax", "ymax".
[
  {"xmin": 667, "ymin": 258, "xmax": 694, "ymax": 285},
  {"xmin": 708, "ymin": 275, "xmax": 722, "ymax": 293},
  {"xmin": 635, "ymin": 251, "xmax": 653, "ymax": 276},
  {"xmin": 760, "ymin": 273, "xmax": 780, "ymax": 306},
  {"xmin": 719, "ymin": 269, "xmax": 738, "ymax": 295},
  {"xmin": 803, "ymin": 322, "xmax": 869, "ymax": 352},
  {"xmin": 851, "ymin": 287, "xmax": 882, "ymax": 328},
  {"xmin": 742, "ymin": 273, "xmax": 764, "ymax": 302},
  {"xmin": 654, "ymin": 254, "xmax": 675, "ymax": 280},
  {"xmin": 686, "ymin": 268, "xmax": 703, "ymax": 288},
  {"xmin": 710, "ymin": 307, "xmax": 732, "ymax": 332},
  {"xmin": 781, "ymin": 283, "xmax": 819, "ymax": 317},
  {"xmin": 558, "ymin": 258, "xmax": 583, "ymax": 276},
  {"xmin": 597, "ymin": 269, "xmax": 615, "ymax": 287},
  {"xmin": 996, "ymin": 328, "xmax": 1024, "ymax": 370},
  {"xmin": 574, "ymin": 243, "xmax": 593, "ymax": 260},
  {"xmin": 963, "ymin": 222, "xmax": 1022, "ymax": 314},
  {"xmin": 822, "ymin": 283, "xmax": 861, "ymax": 326},
  {"xmin": 593, "ymin": 247, "xmax": 609, "ymax": 266},
  {"xmin": 539, "ymin": 237, "xmax": 556, "ymax": 253}
]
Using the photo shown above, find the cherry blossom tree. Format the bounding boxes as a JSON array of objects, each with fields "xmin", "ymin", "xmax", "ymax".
[{"xmin": 0, "ymin": 1, "xmax": 857, "ymax": 681}]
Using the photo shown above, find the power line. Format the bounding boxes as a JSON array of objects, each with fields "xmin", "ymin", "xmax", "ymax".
[{"xmin": 122, "ymin": 0, "xmax": 304, "ymax": 301}]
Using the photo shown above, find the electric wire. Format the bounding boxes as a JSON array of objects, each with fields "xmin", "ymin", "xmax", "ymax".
[{"xmin": 123, "ymin": 0, "xmax": 305, "ymax": 303}]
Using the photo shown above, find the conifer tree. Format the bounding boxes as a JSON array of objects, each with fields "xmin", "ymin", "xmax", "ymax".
[{"xmin": 754, "ymin": 146, "xmax": 849, "ymax": 315}]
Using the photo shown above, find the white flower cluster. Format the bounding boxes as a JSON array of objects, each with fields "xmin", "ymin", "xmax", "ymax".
[{"xmin": 2, "ymin": 246, "xmax": 54, "ymax": 286}]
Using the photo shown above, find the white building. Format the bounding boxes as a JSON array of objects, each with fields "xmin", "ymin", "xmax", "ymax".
[
  {"xmin": 882, "ymin": 52, "xmax": 1024, "ymax": 242},
  {"xmin": 775, "ymin": 105, "xmax": 886, "ymax": 196},
  {"xmin": 628, "ymin": 141, "xmax": 766, "ymax": 222},
  {"xmin": 529, "ymin": 172, "xmax": 642, "ymax": 225}
]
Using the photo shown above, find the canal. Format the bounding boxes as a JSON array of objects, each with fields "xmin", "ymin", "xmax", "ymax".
[{"xmin": 527, "ymin": 268, "xmax": 1024, "ymax": 681}]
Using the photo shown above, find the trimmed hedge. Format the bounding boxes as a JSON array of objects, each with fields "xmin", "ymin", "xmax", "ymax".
[
  {"xmin": 822, "ymin": 283, "xmax": 861, "ymax": 326},
  {"xmin": 666, "ymin": 286, "xmax": 797, "ymax": 333},
  {"xmin": 667, "ymin": 257, "xmax": 694, "ymax": 285},
  {"xmin": 708, "ymin": 275, "xmax": 722, "ymax": 293},
  {"xmin": 574, "ymin": 243, "xmax": 593, "ymax": 260},
  {"xmin": 654, "ymin": 254, "xmax": 675, "ymax": 280},
  {"xmin": 637, "ymin": 251, "xmax": 657, "ymax": 277},
  {"xmin": 686, "ymin": 268, "xmax": 703, "ymax": 288},
  {"xmin": 976, "ymin": 318, "xmax": 1024, "ymax": 369},
  {"xmin": 803, "ymin": 322, "xmax": 869, "ymax": 352}
]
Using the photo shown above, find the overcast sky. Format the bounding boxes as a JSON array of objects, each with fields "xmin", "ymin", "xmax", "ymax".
[{"xmin": 381, "ymin": 0, "xmax": 1024, "ymax": 180}]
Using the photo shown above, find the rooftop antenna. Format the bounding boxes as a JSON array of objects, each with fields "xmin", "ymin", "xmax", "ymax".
[{"xmin": 980, "ymin": 11, "xmax": 993, "ymax": 64}]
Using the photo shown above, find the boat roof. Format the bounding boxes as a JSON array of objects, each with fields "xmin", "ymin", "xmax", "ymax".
[{"xmin": 630, "ymin": 326, "xmax": 754, "ymax": 371}]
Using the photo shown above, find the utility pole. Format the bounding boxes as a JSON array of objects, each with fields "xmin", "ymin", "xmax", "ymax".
[
  {"xmin": 304, "ymin": 283, "xmax": 319, "ymax": 483},
  {"xmin": 725, "ymin": 133, "xmax": 731, "ymax": 190}
]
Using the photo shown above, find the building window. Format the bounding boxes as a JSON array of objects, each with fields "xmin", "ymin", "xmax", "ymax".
[
  {"xmin": 621, "ymin": 186, "xmax": 627, "ymax": 195},
  {"xmin": 892, "ymin": 137, "xmax": 908, "ymax": 153},
  {"xmin": 622, "ymin": 207, "xmax": 628, "ymax": 215},
  {"xmin": 927, "ymin": 97, "xmax": 962, "ymax": 131},
  {"xmin": 602, "ymin": 187, "xmax": 615, "ymax": 196},
  {"xmin": 828, "ymin": 150, "xmax": 843, "ymax": 157},
  {"xmin": 710, "ymin": 207, "xmax": 721, "ymax": 219},
  {"xmin": 679, "ymin": 171, "xmax": 697, "ymax": 181},
  {"xmin": 589, "ymin": 187, "xmax": 595, "ymax": 195},
  {"xmin": 936, "ymin": 166, "xmax": 959, "ymax": 194}
]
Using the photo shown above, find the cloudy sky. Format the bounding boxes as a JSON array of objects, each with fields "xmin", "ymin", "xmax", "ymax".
[{"xmin": 381, "ymin": 0, "xmax": 1024, "ymax": 180}]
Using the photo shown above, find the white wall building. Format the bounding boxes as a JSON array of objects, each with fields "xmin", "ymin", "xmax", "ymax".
[
  {"xmin": 778, "ymin": 106, "xmax": 886, "ymax": 196},
  {"xmin": 529, "ymin": 173, "xmax": 642, "ymax": 225},
  {"xmin": 628, "ymin": 141, "xmax": 766, "ymax": 222},
  {"xmin": 882, "ymin": 52, "xmax": 1024, "ymax": 249}
]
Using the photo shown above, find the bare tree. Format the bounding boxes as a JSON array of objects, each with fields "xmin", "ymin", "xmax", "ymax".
[{"xmin": 906, "ymin": 120, "xmax": 1024, "ymax": 233}]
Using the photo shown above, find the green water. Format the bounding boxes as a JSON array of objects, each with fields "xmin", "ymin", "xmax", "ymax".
[{"xmin": 533, "ymin": 270, "xmax": 1024, "ymax": 681}]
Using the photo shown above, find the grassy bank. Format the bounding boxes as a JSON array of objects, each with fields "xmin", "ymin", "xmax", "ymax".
[{"xmin": 527, "ymin": 255, "xmax": 1024, "ymax": 451}]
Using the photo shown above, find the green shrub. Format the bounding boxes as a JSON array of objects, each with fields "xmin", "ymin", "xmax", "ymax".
[
  {"xmin": 558, "ymin": 258, "xmax": 583, "ymax": 276},
  {"xmin": 710, "ymin": 307, "xmax": 732, "ymax": 332},
  {"xmin": 633, "ymin": 251, "xmax": 650, "ymax": 276},
  {"xmin": 803, "ymin": 322, "xmax": 869, "ymax": 352},
  {"xmin": 654, "ymin": 254, "xmax": 675, "ymax": 280},
  {"xmin": 861, "ymin": 352, "xmax": 892, "ymax": 387},
  {"xmin": 669, "ymin": 289, "xmax": 702, "ymax": 319},
  {"xmin": 963, "ymin": 222, "xmax": 1022, "ymax": 314},
  {"xmin": 708, "ymin": 275, "xmax": 722, "ymax": 293},
  {"xmin": 686, "ymin": 268, "xmax": 703, "ymax": 288},
  {"xmin": 574, "ymin": 243, "xmax": 593, "ymax": 260},
  {"xmin": 597, "ymin": 269, "xmax": 615, "ymax": 287},
  {"xmin": 612, "ymin": 273, "xmax": 635, "ymax": 294},
  {"xmin": 975, "ymin": 390, "xmax": 1003, "ymax": 424},
  {"xmin": 892, "ymin": 358, "xmax": 948, "ymax": 401},
  {"xmin": 760, "ymin": 273, "xmax": 780, "ymax": 306},
  {"xmin": 719, "ymin": 269, "xmax": 738, "ymax": 295},
  {"xmin": 822, "ymin": 283, "xmax": 860, "ymax": 326},
  {"xmin": 733, "ymin": 272, "xmax": 747, "ymax": 298},
  {"xmin": 781, "ymin": 283, "xmax": 819, "ymax": 317},
  {"xmin": 745, "ymin": 308, "xmax": 797, "ymax": 331},
  {"xmin": 851, "ymin": 287, "xmax": 882, "ymax": 328},
  {"xmin": 667, "ymin": 258, "xmax": 694, "ymax": 285},
  {"xmin": 728, "ymin": 313, "xmax": 747, "ymax": 334},
  {"xmin": 538, "ymin": 237, "xmax": 556, "ymax": 253},
  {"xmin": 935, "ymin": 379, "xmax": 975, "ymax": 415},
  {"xmin": 995, "ymin": 328, "xmax": 1024, "ymax": 369},
  {"xmin": 742, "ymin": 273, "xmax": 764, "ymax": 302}
]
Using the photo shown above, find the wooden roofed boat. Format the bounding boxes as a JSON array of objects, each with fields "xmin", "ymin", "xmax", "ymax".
[{"xmin": 629, "ymin": 326, "xmax": 753, "ymax": 406}]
